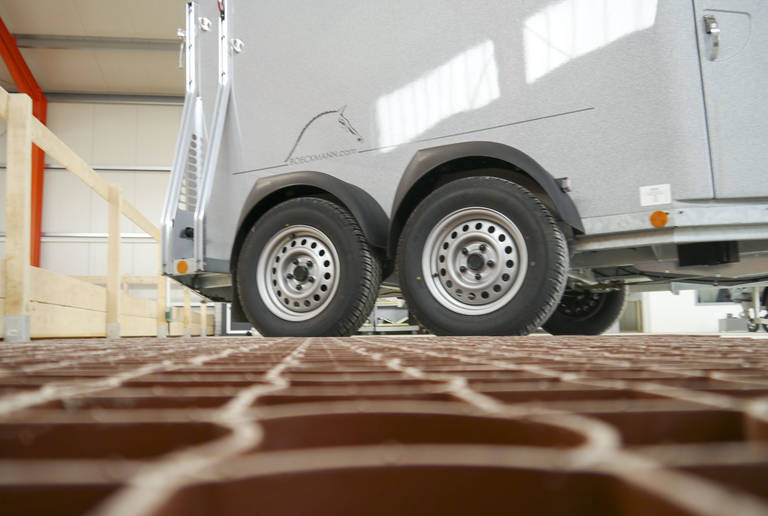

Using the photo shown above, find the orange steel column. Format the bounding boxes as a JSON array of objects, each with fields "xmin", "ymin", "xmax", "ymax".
[{"xmin": 0, "ymin": 16, "xmax": 47, "ymax": 267}]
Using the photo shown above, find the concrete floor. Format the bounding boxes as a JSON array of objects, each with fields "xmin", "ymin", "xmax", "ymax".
[{"xmin": 1, "ymin": 334, "xmax": 767, "ymax": 515}]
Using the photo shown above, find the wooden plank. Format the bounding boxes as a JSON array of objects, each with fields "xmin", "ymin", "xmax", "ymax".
[
  {"xmin": 29, "ymin": 302, "xmax": 105, "ymax": 338},
  {"xmin": 169, "ymin": 305, "xmax": 213, "ymax": 337},
  {"xmin": 26, "ymin": 90, "xmax": 160, "ymax": 244},
  {"xmin": 29, "ymin": 266, "xmax": 106, "ymax": 312},
  {"xmin": 5, "ymin": 94, "xmax": 32, "ymax": 317},
  {"xmin": 31, "ymin": 115, "xmax": 160, "ymax": 242},
  {"xmin": 30, "ymin": 119, "xmax": 110, "ymax": 200},
  {"xmin": 169, "ymin": 320, "xmax": 183, "ymax": 336},
  {"xmin": 120, "ymin": 292, "xmax": 156, "ymax": 318},
  {"xmin": 200, "ymin": 301, "xmax": 207, "ymax": 337},
  {"xmin": 0, "ymin": 85, "xmax": 8, "ymax": 120},
  {"xmin": 169, "ymin": 319, "xmax": 206, "ymax": 337},
  {"xmin": 107, "ymin": 184, "xmax": 122, "ymax": 325},
  {"xmin": 122, "ymin": 200, "xmax": 161, "ymax": 242},
  {"xmin": 120, "ymin": 315, "xmax": 156, "ymax": 337},
  {"xmin": 0, "ymin": 258, "xmax": 5, "ymax": 299}
]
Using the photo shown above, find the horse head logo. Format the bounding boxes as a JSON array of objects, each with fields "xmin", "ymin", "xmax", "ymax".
[
  {"xmin": 336, "ymin": 106, "xmax": 363, "ymax": 143},
  {"xmin": 285, "ymin": 106, "xmax": 364, "ymax": 162}
]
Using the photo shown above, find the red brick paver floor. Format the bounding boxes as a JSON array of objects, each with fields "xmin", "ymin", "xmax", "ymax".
[{"xmin": 1, "ymin": 335, "xmax": 767, "ymax": 515}]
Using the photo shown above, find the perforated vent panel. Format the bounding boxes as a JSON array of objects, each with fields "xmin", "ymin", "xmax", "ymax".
[{"xmin": 177, "ymin": 133, "xmax": 202, "ymax": 212}]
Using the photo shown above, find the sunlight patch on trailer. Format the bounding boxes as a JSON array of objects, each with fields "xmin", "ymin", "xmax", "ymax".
[
  {"xmin": 375, "ymin": 40, "xmax": 500, "ymax": 151},
  {"xmin": 524, "ymin": 0, "xmax": 658, "ymax": 83}
]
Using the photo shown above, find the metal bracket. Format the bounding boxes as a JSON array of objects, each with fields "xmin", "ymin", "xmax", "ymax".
[
  {"xmin": 199, "ymin": 17, "xmax": 212, "ymax": 32},
  {"xmin": 704, "ymin": 14, "xmax": 720, "ymax": 61},
  {"xmin": 556, "ymin": 177, "xmax": 571, "ymax": 193},
  {"xmin": 231, "ymin": 38, "xmax": 244, "ymax": 54}
]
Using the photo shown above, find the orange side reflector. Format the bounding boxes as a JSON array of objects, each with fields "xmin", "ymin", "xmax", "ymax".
[
  {"xmin": 650, "ymin": 211, "xmax": 668, "ymax": 228},
  {"xmin": 176, "ymin": 260, "xmax": 189, "ymax": 274}
]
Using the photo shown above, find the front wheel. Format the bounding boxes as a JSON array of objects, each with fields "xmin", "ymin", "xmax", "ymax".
[
  {"xmin": 397, "ymin": 177, "xmax": 568, "ymax": 336},
  {"xmin": 236, "ymin": 197, "xmax": 380, "ymax": 336},
  {"xmin": 543, "ymin": 285, "xmax": 628, "ymax": 335}
]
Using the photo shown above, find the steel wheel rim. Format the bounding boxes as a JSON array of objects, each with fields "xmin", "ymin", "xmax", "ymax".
[
  {"xmin": 422, "ymin": 207, "xmax": 528, "ymax": 315},
  {"xmin": 257, "ymin": 225, "xmax": 340, "ymax": 322},
  {"xmin": 556, "ymin": 290, "xmax": 608, "ymax": 321}
]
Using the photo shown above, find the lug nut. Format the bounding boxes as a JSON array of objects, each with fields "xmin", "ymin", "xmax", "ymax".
[
  {"xmin": 286, "ymin": 273, "xmax": 294, "ymax": 279},
  {"xmin": 475, "ymin": 273, "xmax": 482, "ymax": 280},
  {"xmin": 296, "ymin": 285, "xmax": 303, "ymax": 290},
  {"xmin": 306, "ymin": 261, "xmax": 313, "ymax": 268},
  {"xmin": 461, "ymin": 248, "xmax": 468, "ymax": 255},
  {"xmin": 293, "ymin": 259, "xmax": 299, "ymax": 265},
  {"xmin": 487, "ymin": 260, "xmax": 495, "ymax": 267},
  {"xmin": 459, "ymin": 266, "xmax": 467, "ymax": 273},
  {"xmin": 308, "ymin": 276, "xmax": 315, "ymax": 283},
  {"xmin": 479, "ymin": 244, "xmax": 486, "ymax": 251}
]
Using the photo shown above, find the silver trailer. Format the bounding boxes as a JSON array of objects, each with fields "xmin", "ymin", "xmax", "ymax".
[{"xmin": 163, "ymin": 0, "xmax": 768, "ymax": 336}]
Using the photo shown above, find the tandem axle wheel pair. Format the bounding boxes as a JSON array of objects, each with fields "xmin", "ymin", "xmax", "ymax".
[{"xmin": 236, "ymin": 177, "xmax": 624, "ymax": 337}]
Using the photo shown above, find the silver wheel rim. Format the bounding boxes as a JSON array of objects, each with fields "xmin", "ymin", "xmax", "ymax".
[
  {"xmin": 256, "ymin": 225, "xmax": 340, "ymax": 322},
  {"xmin": 422, "ymin": 207, "xmax": 527, "ymax": 315}
]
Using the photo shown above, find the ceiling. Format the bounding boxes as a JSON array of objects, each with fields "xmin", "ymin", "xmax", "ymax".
[{"xmin": 0, "ymin": 0, "xmax": 185, "ymax": 97}]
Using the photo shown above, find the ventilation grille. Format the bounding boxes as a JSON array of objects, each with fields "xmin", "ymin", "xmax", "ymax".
[{"xmin": 177, "ymin": 133, "xmax": 202, "ymax": 212}]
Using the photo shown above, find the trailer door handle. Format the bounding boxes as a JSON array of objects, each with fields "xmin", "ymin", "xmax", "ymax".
[{"xmin": 704, "ymin": 14, "xmax": 720, "ymax": 61}]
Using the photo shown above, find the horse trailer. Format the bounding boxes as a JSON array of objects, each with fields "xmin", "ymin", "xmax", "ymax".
[{"xmin": 163, "ymin": 0, "xmax": 768, "ymax": 336}]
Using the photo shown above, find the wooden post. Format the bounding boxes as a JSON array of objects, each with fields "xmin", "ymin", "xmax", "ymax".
[
  {"xmin": 4, "ymin": 94, "xmax": 33, "ymax": 342},
  {"xmin": 200, "ymin": 300, "xmax": 208, "ymax": 337},
  {"xmin": 156, "ymin": 256, "xmax": 168, "ymax": 338},
  {"xmin": 183, "ymin": 288, "xmax": 192, "ymax": 337},
  {"xmin": 106, "ymin": 184, "xmax": 122, "ymax": 338}
]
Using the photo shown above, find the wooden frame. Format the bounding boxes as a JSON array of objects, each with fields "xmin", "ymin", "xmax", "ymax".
[{"xmin": 1, "ymin": 87, "xmax": 213, "ymax": 340}]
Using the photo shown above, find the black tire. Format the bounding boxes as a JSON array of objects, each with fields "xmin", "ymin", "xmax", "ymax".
[
  {"xmin": 237, "ymin": 197, "xmax": 380, "ymax": 336},
  {"xmin": 397, "ymin": 177, "xmax": 568, "ymax": 336},
  {"xmin": 543, "ymin": 285, "xmax": 628, "ymax": 335}
]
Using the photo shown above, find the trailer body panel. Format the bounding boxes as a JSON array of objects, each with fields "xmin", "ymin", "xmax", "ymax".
[{"xmin": 163, "ymin": 0, "xmax": 768, "ymax": 303}]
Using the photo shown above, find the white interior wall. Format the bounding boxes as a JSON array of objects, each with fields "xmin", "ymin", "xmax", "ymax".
[
  {"xmin": 0, "ymin": 99, "xmax": 195, "ymax": 303},
  {"xmin": 641, "ymin": 290, "xmax": 743, "ymax": 333}
]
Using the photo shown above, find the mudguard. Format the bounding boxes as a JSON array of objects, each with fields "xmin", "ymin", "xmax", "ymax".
[{"xmin": 389, "ymin": 141, "xmax": 584, "ymax": 253}]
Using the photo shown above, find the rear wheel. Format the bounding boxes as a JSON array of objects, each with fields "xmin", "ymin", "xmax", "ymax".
[
  {"xmin": 397, "ymin": 177, "xmax": 568, "ymax": 335},
  {"xmin": 237, "ymin": 197, "xmax": 380, "ymax": 336},
  {"xmin": 543, "ymin": 285, "xmax": 627, "ymax": 335}
]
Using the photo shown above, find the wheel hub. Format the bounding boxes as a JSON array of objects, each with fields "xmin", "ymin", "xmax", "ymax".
[
  {"xmin": 467, "ymin": 253, "xmax": 485, "ymax": 271},
  {"xmin": 292, "ymin": 265, "xmax": 309, "ymax": 283},
  {"xmin": 422, "ymin": 207, "xmax": 528, "ymax": 315}
]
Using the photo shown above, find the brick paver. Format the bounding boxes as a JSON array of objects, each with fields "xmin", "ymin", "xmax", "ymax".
[{"xmin": 1, "ymin": 335, "xmax": 767, "ymax": 515}]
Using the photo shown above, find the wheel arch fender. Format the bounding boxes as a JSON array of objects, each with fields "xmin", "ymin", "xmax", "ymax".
[
  {"xmin": 231, "ymin": 171, "xmax": 389, "ymax": 273},
  {"xmin": 389, "ymin": 141, "xmax": 584, "ymax": 255}
]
